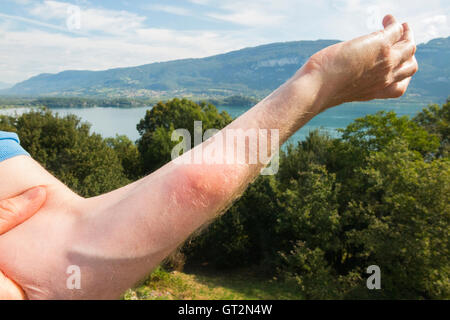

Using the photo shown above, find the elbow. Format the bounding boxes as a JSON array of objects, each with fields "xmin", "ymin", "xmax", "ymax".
[{"xmin": 168, "ymin": 163, "xmax": 244, "ymax": 212}]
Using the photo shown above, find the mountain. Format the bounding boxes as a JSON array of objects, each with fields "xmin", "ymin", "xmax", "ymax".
[
  {"xmin": 407, "ymin": 37, "xmax": 450, "ymax": 100},
  {"xmin": 4, "ymin": 37, "xmax": 450, "ymax": 101}
]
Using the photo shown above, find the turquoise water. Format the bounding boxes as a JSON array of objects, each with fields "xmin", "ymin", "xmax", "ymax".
[
  {"xmin": 220, "ymin": 101, "xmax": 427, "ymax": 145},
  {"xmin": 0, "ymin": 101, "xmax": 428, "ymax": 144}
]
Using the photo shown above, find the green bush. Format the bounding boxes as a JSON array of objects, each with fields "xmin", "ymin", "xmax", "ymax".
[
  {"xmin": 136, "ymin": 98, "xmax": 232, "ymax": 173},
  {"xmin": 184, "ymin": 102, "xmax": 450, "ymax": 299},
  {"xmin": 0, "ymin": 108, "xmax": 129, "ymax": 197},
  {"xmin": 2, "ymin": 99, "xmax": 447, "ymax": 299}
]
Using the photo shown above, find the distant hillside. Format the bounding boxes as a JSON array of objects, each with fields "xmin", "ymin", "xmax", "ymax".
[
  {"xmin": 407, "ymin": 37, "xmax": 450, "ymax": 100},
  {"xmin": 4, "ymin": 37, "xmax": 450, "ymax": 101}
]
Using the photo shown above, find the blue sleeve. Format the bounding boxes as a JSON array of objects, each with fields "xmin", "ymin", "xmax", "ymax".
[{"xmin": 0, "ymin": 131, "xmax": 30, "ymax": 163}]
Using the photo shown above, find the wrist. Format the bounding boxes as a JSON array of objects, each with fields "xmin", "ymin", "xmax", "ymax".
[{"xmin": 291, "ymin": 62, "xmax": 329, "ymax": 114}]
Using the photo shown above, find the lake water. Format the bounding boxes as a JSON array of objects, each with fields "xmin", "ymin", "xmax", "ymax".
[{"xmin": 0, "ymin": 101, "xmax": 428, "ymax": 145}]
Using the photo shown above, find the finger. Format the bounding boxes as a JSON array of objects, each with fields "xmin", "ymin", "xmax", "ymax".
[
  {"xmin": 393, "ymin": 23, "xmax": 416, "ymax": 65},
  {"xmin": 0, "ymin": 186, "xmax": 46, "ymax": 235},
  {"xmin": 393, "ymin": 40, "xmax": 416, "ymax": 66},
  {"xmin": 0, "ymin": 270, "xmax": 26, "ymax": 300},
  {"xmin": 393, "ymin": 56, "xmax": 418, "ymax": 82},
  {"xmin": 382, "ymin": 14, "xmax": 396, "ymax": 28},
  {"xmin": 382, "ymin": 14, "xmax": 404, "ymax": 44},
  {"xmin": 376, "ymin": 77, "xmax": 411, "ymax": 99},
  {"xmin": 400, "ymin": 22, "xmax": 415, "ymax": 43}
]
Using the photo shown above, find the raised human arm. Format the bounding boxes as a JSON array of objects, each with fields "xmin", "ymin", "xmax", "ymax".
[
  {"xmin": 0, "ymin": 15, "xmax": 417, "ymax": 299},
  {"xmin": 75, "ymin": 14, "xmax": 417, "ymax": 270}
]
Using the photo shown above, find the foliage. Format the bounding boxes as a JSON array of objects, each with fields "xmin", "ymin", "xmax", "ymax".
[
  {"xmin": 279, "ymin": 242, "xmax": 363, "ymax": 299},
  {"xmin": 105, "ymin": 135, "xmax": 144, "ymax": 180},
  {"xmin": 1, "ymin": 98, "xmax": 448, "ymax": 299},
  {"xmin": 31, "ymin": 97, "xmax": 149, "ymax": 109},
  {"xmin": 0, "ymin": 109, "xmax": 129, "ymax": 197},
  {"xmin": 123, "ymin": 267, "xmax": 303, "ymax": 300},
  {"xmin": 136, "ymin": 98, "xmax": 232, "ymax": 173},
  {"xmin": 184, "ymin": 102, "xmax": 450, "ymax": 299},
  {"xmin": 0, "ymin": 96, "xmax": 152, "ymax": 109},
  {"xmin": 413, "ymin": 98, "xmax": 450, "ymax": 157},
  {"xmin": 345, "ymin": 140, "xmax": 449, "ymax": 298},
  {"xmin": 339, "ymin": 110, "xmax": 440, "ymax": 156},
  {"xmin": 204, "ymin": 95, "xmax": 259, "ymax": 107}
]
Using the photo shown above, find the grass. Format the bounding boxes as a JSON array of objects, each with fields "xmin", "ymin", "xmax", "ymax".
[{"xmin": 123, "ymin": 267, "xmax": 303, "ymax": 300}]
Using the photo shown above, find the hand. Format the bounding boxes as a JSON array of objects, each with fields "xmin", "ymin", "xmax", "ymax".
[
  {"xmin": 0, "ymin": 186, "xmax": 46, "ymax": 300},
  {"xmin": 303, "ymin": 14, "xmax": 418, "ymax": 111}
]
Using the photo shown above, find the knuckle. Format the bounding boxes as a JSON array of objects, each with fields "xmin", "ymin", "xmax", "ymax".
[
  {"xmin": 382, "ymin": 75, "xmax": 392, "ymax": 88},
  {"xmin": 392, "ymin": 86, "xmax": 406, "ymax": 98},
  {"xmin": 306, "ymin": 53, "xmax": 322, "ymax": 70},
  {"xmin": 379, "ymin": 50, "xmax": 395, "ymax": 71},
  {"xmin": 406, "ymin": 41, "xmax": 416, "ymax": 56},
  {"xmin": 379, "ymin": 29, "xmax": 388, "ymax": 40},
  {"xmin": 379, "ymin": 58, "xmax": 394, "ymax": 76},
  {"xmin": 380, "ymin": 42, "xmax": 391, "ymax": 58},
  {"xmin": 411, "ymin": 42, "xmax": 417, "ymax": 55},
  {"xmin": 386, "ymin": 56, "xmax": 395, "ymax": 69},
  {"xmin": 413, "ymin": 59, "xmax": 419, "ymax": 73}
]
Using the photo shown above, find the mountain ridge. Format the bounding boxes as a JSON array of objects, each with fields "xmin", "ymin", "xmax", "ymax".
[{"xmin": 4, "ymin": 37, "xmax": 449, "ymax": 101}]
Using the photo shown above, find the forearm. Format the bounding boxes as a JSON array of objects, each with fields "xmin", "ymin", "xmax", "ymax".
[
  {"xmin": 61, "ymin": 66, "xmax": 325, "ymax": 298},
  {"xmin": 228, "ymin": 66, "xmax": 323, "ymax": 143},
  {"xmin": 98, "ymin": 66, "xmax": 325, "ymax": 261},
  {"xmin": 0, "ymin": 13, "xmax": 416, "ymax": 299}
]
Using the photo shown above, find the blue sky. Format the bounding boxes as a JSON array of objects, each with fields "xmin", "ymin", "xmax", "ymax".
[{"xmin": 1, "ymin": 0, "xmax": 449, "ymax": 84}]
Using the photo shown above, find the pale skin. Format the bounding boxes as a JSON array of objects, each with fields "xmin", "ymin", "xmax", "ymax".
[
  {"xmin": 0, "ymin": 15, "xmax": 418, "ymax": 299},
  {"xmin": 0, "ymin": 187, "xmax": 47, "ymax": 299}
]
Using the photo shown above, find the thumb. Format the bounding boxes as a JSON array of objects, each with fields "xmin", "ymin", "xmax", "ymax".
[
  {"xmin": 0, "ymin": 270, "xmax": 26, "ymax": 300},
  {"xmin": 0, "ymin": 186, "xmax": 47, "ymax": 235}
]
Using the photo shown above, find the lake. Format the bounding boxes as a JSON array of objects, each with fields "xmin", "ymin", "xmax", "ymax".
[{"xmin": 0, "ymin": 101, "xmax": 429, "ymax": 145}]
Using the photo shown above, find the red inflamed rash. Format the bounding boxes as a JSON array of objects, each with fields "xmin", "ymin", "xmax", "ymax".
[{"xmin": 164, "ymin": 161, "xmax": 251, "ymax": 237}]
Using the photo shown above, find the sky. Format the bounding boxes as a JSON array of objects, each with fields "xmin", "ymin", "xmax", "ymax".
[{"xmin": 0, "ymin": 0, "xmax": 449, "ymax": 84}]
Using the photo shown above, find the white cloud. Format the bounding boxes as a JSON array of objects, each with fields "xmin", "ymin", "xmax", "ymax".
[
  {"xmin": 0, "ymin": 23, "xmax": 252, "ymax": 83},
  {"xmin": 28, "ymin": 0, "xmax": 67, "ymax": 19},
  {"xmin": 147, "ymin": 5, "xmax": 192, "ymax": 16},
  {"xmin": 205, "ymin": 0, "xmax": 290, "ymax": 27},
  {"xmin": 320, "ymin": 0, "xmax": 450, "ymax": 43},
  {"xmin": 1, "ymin": 0, "xmax": 449, "ymax": 84},
  {"xmin": 208, "ymin": 8, "xmax": 284, "ymax": 27},
  {"xmin": 28, "ymin": 0, "xmax": 147, "ymax": 35},
  {"xmin": 188, "ymin": 0, "xmax": 210, "ymax": 5},
  {"xmin": 421, "ymin": 15, "xmax": 448, "ymax": 40},
  {"xmin": 201, "ymin": 0, "xmax": 450, "ymax": 43}
]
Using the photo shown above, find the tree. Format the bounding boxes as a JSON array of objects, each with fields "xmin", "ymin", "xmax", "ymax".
[
  {"xmin": 346, "ymin": 140, "xmax": 449, "ymax": 298},
  {"xmin": 186, "ymin": 104, "xmax": 449, "ymax": 299},
  {"xmin": 414, "ymin": 99, "xmax": 450, "ymax": 157},
  {"xmin": 105, "ymin": 135, "xmax": 143, "ymax": 181},
  {"xmin": 0, "ymin": 109, "xmax": 129, "ymax": 197},
  {"xmin": 137, "ymin": 98, "xmax": 232, "ymax": 174},
  {"xmin": 339, "ymin": 110, "xmax": 440, "ymax": 156}
]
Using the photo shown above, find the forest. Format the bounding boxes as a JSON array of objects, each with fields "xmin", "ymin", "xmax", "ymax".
[
  {"xmin": 0, "ymin": 97, "xmax": 448, "ymax": 299},
  {"xmin": 0, "ymin": 95, "xmax": 260, "ymax": 109}
]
